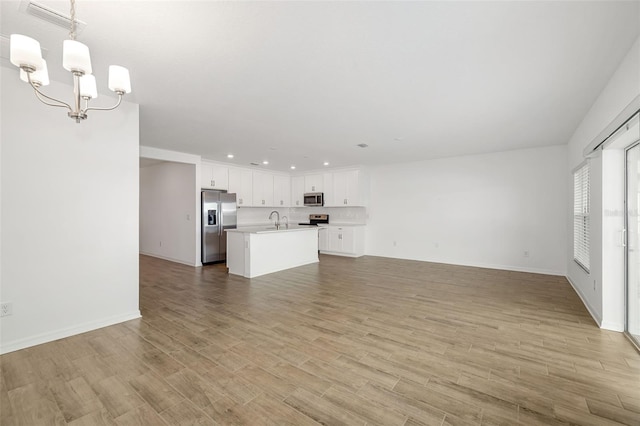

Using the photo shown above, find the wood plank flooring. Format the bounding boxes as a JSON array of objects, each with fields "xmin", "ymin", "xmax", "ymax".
[{"xmin": 2, "ymin": 254, "xmax": 640, "ymax": 425}]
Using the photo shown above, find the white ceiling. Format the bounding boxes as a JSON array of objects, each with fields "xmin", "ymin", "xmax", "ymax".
[{"xmin": 2, "ymin": 1, "xmax": 639, "ymax": 171}]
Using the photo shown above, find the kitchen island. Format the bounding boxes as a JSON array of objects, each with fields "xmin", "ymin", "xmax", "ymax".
[{"xmin": 226, "ymin": 226, "xmax": 319, "ymax": 278}]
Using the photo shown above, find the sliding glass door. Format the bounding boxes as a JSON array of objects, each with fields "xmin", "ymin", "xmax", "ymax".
[{"xmin": 626, "ymin": 143, "xmax": 640, "ymax": 347}]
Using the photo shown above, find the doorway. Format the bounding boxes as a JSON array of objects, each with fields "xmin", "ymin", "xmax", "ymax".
[{"xmin": 626, "ymin": 142, "xmax": 640, "ymax": 347}]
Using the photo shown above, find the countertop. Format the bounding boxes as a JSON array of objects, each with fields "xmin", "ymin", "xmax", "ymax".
[{"xmin": 227, "ymin": 225, "xmax": 320, "ymax": 234}]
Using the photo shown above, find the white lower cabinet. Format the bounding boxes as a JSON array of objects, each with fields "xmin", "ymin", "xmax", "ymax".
[
  {"xmin": 318, "ymin": 227, "xmax": 329, "ymax": 251},
  {"xmin": 320, "ymin": 225, "xmax": 364, "ymax": 257}
]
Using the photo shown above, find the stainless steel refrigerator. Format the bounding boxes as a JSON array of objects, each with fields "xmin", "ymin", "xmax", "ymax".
[{"xmin": 201, "ymin": 190, "xmax": 237, "ymax": 264}]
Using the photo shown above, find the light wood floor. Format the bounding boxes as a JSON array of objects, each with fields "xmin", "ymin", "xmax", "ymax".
[{"xmin": 2, "ymin": 255, "xmax": 640, "ymax": 425}]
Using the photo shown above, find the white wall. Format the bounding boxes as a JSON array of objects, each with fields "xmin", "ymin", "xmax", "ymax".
[
  {"xmin": 140, "ymin": 162, "xmax": 197, "ymax": 266},
  {"xmin": 1, "ymin": 70, "xmax": 140, "ymax": 354},
  {"xmin": 566, "ymin": 36, "xmax": 640, "ymax": 330},
  {"xmin": 366, "ymin": 145, "xmax": 567, "ymax": 275}
]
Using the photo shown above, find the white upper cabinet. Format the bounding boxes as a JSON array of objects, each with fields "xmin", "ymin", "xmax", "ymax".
[
  {"xmin": 304, "ymin": 174, "xmax": 323, "ymax": 193},
  {"xmin": 328, "ymin": 170, "xmax": 362, "ymax": 206},
  {"xmin": 228, "ymin": 168, "xmax": 253, "ymax": 206},
  {"xmin": 322, "ymin": 173, "xmax": 334, "ymax": 205},
  {"xmin": 252, "ymin": 171, "xmax": 274, "ymax": 207},
  {"xmin": 201, "ymin": 162, "xmax": 229, "ymax": 190},
  {"xmin": 273, "ymin": 175, "xmax": 291, "ymax": 207},
  {"xmin": 291, "ymin": 176, "xmax": 305, "ymax": 207}
]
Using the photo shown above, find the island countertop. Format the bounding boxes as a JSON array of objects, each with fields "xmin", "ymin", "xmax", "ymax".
[{"xmin": 227, "ymin": 225, "xmax": 318, "ymax": 234}]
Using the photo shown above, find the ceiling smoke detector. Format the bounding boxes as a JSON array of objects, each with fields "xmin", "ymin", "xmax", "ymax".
[
  {"xmin": 357, "ymin": 143, "xmax": 369, "ymax": 148},
  {"xmin": 19, "ymin": 0, "xmax": 87, "ymax": 34}
]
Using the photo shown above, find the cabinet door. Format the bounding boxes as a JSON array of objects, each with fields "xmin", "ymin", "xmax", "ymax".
[
  {"xmin": 322, "ymin": 173, "xmax": 334, "ymax": 206},
  {"xmin": 328, "ymin": 228, "xmax": 343, "ymax": 252},
  {"xmin": 229, "ymin": 168, "xmax": 253, "ymax": 206},
  {"xmin": 201, "ymin": 163, "xmax": 215, "ymax": 189},
  {"xmin": 339, "ymin": 227, "xmax": 356, "ymax": 253},
  {"xmin": 210, "ymin": 165, "xmax": 229, "ymax": 190},
  {"xmin": 291, "ymin": 176, "xmax": 305, "ymax": 207},
  {"xmin": 304, "ymin": 174, "xmax": 323, "ymax": 193},
  {"xmin": 201, "ymin": 163, "xmax": 229, "ymax": 190},
  {"xmin": 318, "ymin": 227, "xmax": 329, "ymax": 251},
  {"xmin": 273, "ymin": 175, "xmax": 291, "ymax": 207},
  {"xmin": 333, "ymin": 170, "xmax": 360, "ymax": 206},
  {"xmin": 252, "ymin": 172, "xmax": 274, "ymax": 207}
]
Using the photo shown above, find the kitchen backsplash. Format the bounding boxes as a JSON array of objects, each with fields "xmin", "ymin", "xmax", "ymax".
[{"xmin": 237, "ymin": 206, "xmax": 366, "ymax": 226}]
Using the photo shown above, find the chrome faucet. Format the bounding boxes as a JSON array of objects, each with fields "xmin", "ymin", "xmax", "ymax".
[
  {"xmin": 268, "ymin": 210, "xmax": 280, "ymax": 229},
  {"xmin": 281, "ymin": 216, "xmax": 289, "ymax": 229}
]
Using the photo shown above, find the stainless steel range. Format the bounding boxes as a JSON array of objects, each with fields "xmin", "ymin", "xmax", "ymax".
[{"xmin": 298, "ymin": 214, "xmax": 329, "ymax": 226}]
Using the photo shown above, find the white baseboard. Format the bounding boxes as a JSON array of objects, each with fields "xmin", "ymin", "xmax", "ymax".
[
  {"xmin": 139, "ymin": 251, "xmax": 198, "ymax": 267},
  {"xmin": 368, "ymin": 254, "xmax": 566, "ymax": 276},
  {"xmin": 601, "ymin": 320, "xmax": 624, "ymax": 332},
  {"xmin": 0, "ymin": 311, "xmax": 141, "ymax": 355},
  {"xmin": 565, "ymin": 275, "xmax": 602, "ymax": 327}
]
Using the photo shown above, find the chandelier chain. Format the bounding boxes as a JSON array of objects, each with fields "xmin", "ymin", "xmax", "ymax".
[{"xmin": 69, "ymin": 0, "xmax": 76, "ymax": 40}]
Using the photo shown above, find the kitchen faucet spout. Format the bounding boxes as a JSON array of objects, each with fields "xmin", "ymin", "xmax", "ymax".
[{"xmin": 268, "ymin": 211, "xmax": 280, "ymax": 229}]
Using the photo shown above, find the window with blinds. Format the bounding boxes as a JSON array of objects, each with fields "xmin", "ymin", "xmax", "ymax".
[{"xmin": 573, "ymin": 163, "xmax": 590, "ymax": 272}]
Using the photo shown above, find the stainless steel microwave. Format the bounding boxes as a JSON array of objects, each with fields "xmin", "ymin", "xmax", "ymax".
[{"xmin": 303, "ymin": 192, "xmax": 324, "ymax": 206}]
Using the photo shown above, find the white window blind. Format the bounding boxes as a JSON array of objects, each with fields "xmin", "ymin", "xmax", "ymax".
[{"xmin": 573, "ymin": 163, "xmax": 590, "ymax": 272}]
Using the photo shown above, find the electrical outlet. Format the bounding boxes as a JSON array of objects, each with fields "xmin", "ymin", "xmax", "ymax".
[
  {"xmin": 524, "ymin": 250, "xmax": 530, "ymax": 258},
  {"xmin": 393, "ymin": 241, "xmax": 397, "ymax": 247},
  {"xmin": 1, "ymin": 302, "xmax": 13, "ymax": 317}
]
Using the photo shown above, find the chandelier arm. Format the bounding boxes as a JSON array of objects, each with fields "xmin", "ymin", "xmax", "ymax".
[
  {"xmin": 83, "ymin": 93, "xmax": 123, "ymax": 113},
  {"xmin": 30, "ymin": 83, "xmax": 73, "ymax": 111}
]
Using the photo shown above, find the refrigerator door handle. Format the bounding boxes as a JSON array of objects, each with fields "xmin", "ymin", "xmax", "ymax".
[{"xmin": 219, "ymin": 207, "xmax": 223, "ymax": 235}]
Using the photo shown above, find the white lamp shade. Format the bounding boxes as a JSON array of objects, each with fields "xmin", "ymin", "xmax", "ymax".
[
  {"xmin": 108, "ymin": 65, "xmax": 131, "ymax": 94},
  {"xmin": 80, "ymin": 74, "xmax": 98, "ymax": 99},
  {"xmin": 10, "ymin": 34, "xmax": 43, "ymax": 70},
  {"xmin": 63, "ymin": 40, "xmax": 92, "ymax": 74},
  {"xmin": 19, "ymin": 59, "xmax": 50, "ymax": 86}
]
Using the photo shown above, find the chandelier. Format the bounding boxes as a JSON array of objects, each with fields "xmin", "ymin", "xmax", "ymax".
[{"xmin": 9, "ymin": 0, "xmax": 131, "ymax": 123}]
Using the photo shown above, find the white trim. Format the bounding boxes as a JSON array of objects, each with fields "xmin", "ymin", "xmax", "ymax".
[
  {"xmin": 601, "ymin": 320, "xmax": 624, "ymax": 332},
  {"xmin": 139, "ymin": 251, "xmax": 199, "ymax": 267},
  {"xmin": 0, "ymin": 311, "xmax": 141, "ymax": 355},
  {"xmin": 583, "ymin": 95, "xmax": 640, "ymax": 157},
  {"xmin": 140, "ymin": 145, "xmax": 201, "ymax": 165},
  {"xmin": 367, "ymin": 255, "xmax": 566, "ymax": 277},
  {"xmin": 566, "ymin": 275, "xmax": 602, "ymax": 327}
]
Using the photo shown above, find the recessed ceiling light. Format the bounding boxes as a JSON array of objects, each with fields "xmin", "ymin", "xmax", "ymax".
[
  {"xmin": 290, "ymin": 165, "xmax": 296, "ymax": 170},
  {"xmin": 357, "ymin": 143, "xmax": 368, "ymax": 148},
  {"xmin": 227, "ymin": 154, "xmax": 234, "ymax": 158},
  {"xmin": 262, "ymin": 160, "xmax": 269, "ymax": 165},
  {"xmin": 323, "ymin": 162, "xmax": 329, "ymax": 166}
]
